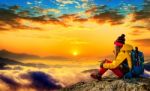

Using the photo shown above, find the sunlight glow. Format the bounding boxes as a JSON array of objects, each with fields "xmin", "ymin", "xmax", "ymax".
[{"xmin": 72, "ymin": 50, "xmax": 79, "ymax": 56}]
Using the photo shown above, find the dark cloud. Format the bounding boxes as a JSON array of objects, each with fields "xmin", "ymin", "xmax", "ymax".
[
  {"xmin": 132, "ymin": 25, "xmax": 150, "ymax": 31},
  {"xmin": 133, "ymin": 11, "xmax": 150, "ymax": 21},
  {"xmin": 74, "ymin": 18, "xmax": 88, "ymax": 22},
  {"xmin": 9, "ymin": 5, "xmax": 20, "ymax": 11},
  {"xmin": 59, "ymin": 14, "xmax": 78, "ymax": 20},
  {"xmin": 59, "ymin": 14, "xmax": 87, "ymax": 22},
  {"xmin": 129, "ymin": 30, "xmax": 145, "ymax": 36},
  {"xmin": 0, "ymin": 6, "xmax": 63, "ymax": 30},
  {"xmin": 133, "ymin": 38, "xmax": 150, "ymax": 46},
  {"xmin": 143, "ymin": 0, "xmax": 150, "ymax": 12},
  {"xmin": 0, "ymin": 8, "xmax": 18, "ymax": 24},
  {"xmin": 91, "ymin": 5, "xmax": 108, "ymax": 14},
  {"xmin": 23, "ymin": 71, "xmax": 61, "ymax": 90},
  {"xmin": 132, "ymin": 0, "xmax": 150, "ymax": 21},
  {"xmin": 0, "ymin": 75, "xmax": 20, "ymax": 90},
  {"xmin": 18, "ymin": 10, "xmax": 30, "ymax": 17},
  {"xmin": 58, "ymin": 14, "xmax": 88, "ymax": 26},
  {"xmin": 0, "ymin": 27, "xmax": 9, "ymax": 31},
  {"xmin": 0, "ymin": 8, "xmax": 42, "ymax": 30},
  {"xmin": 28, "ymin": 15, "xmax": 59, "ymax": 22},
  {"xmin": 85, "ymin": 5, "xmax": 125, "ymax": 25},
  {"xmin": 92, "ymin": 10, "xmax": 124, "ymax": 25},
  {"xmin": 0, "ymin": 71, "xmax": 62, "ymax": 90}
]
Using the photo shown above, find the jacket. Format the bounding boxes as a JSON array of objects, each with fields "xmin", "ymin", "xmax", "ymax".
[{"xmin": 103, "ymin": 44, "xmax": 133, "ymax": 70}]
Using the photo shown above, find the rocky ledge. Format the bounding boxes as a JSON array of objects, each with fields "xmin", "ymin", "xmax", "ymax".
[{"xmin": 60, "ymin": 78, "xmax": 150, "ymax": 91}]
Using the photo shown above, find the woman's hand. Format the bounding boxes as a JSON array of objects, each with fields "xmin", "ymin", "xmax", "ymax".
[{"xmin": 100, "ymin": 59, "xmax": 106, "ymax": 68}]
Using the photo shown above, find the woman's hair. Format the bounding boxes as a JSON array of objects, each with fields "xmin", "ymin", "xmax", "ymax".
[{"xmin": 114, "ymin": 34, "xmax": 126, "ymax": 58}]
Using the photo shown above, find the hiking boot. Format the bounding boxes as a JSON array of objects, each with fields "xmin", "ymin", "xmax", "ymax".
[{"xmin": 91, "ymin": 72, "xmax": 102, "ymax": 81}]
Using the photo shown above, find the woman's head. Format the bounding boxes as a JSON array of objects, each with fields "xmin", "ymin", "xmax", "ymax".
[{"xmin": 114, "ymin": 34, "xmax": 125, "ymax": 57}]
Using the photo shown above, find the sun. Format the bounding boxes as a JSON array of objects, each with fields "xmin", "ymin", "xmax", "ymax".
[{"xmin": 72, "ymin": 50, "xmax": 79, "ymax": 56}]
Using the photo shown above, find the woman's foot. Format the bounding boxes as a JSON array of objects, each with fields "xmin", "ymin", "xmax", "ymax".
[{"xmin": 90, "ymin": 72, "xmax": 102, "ymax": 81}]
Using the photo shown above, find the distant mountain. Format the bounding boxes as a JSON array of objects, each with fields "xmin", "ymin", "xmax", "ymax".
[
  {"xmin": 0, "ymin": 57, "xmax": 50, "ymax": 69},
  {"xmin": 0, "ymin": 57, "xmax": 23, "ymax": 65},
  {"xmin": 0, "ymin": 57, "xmax": 24, "ymax": 69},
  {"xmin": 0, "ymin": 49, "xmax": 41, "ymax": 60},
  {"xmin": 0, "ymin": 49, "xmax": 70, "ymax": 61}
]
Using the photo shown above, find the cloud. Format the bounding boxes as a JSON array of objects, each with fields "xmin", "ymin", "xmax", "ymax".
[
  {"xmin": 18, "ymin": 10, "xmax": 30, "ymax": 17},
  {"xmin": 0, "ymin": 75, "xmax": 20, "ymax": 90},
  {"xmin": 85, "ymin": 6, "xmax": 97, "ymax": 16},
  {"xmin": 24, "ymin": 71, "xmax": 61, "ymax": 90},
  {"xmin": 129, "ymin": 29, "xmax": 145, "ymax": 36},
  {"xmin": 92, "ymin": 10, "xmax": 124, "ymax": 25},
  {"xmin": 0, "ymin": 8, "xmax": 18, "ymax": 25},
  {"xmin": 43, "ymin": 8, "xmax": 60, "ymax": 14},
  {"xmin": 132, "ymin": 0, "xmax": 150, "ymax": 21},
  {"xmin": 26, "ymin": 2, "xmax": 32, "ymax": 5},
  {"xmin": 9, "ymin": 5, "xmax": 20, "ymax": 11},
  {"xmin": 59, "ymin": 14, "xmax": 84, "ymax": 21},
  {"xmin": 0, "ymin": 71, "xmax": 62, "ymax": 90},
  {"xmin": 31, "ymin": 6, "xmax": 61, "ymax": 15},
  {"xmin": 132, "ymin": 25, "xmax": 150, "ymax": 31},
  {"xmin": 0, "ymin": 8, "xmax": 42, "ymax": 30},
  {"xmin": 0, "ymin": 61, "xmax": 100, "ymax": 90},
  {"xmin": 133, "ymin": 39, "xmax": 150, "ymax": 46},
  {"xmin": 0, "ymin": 2, "xmax": 149, "ymax": 32},
  {"xmin": 0, "ymin": 7, "xmax": 63, "ymax": 30},
  {"xmin": 81, "ymin": 0, "xmax": 89, "ymax": 2},
  {"xmin": 56, "ymin": 0, "xmax": 74, "ymax": 4},
  {"xmin": 133, "ymin": 11, "xmax": 150, "ymax": 21}
]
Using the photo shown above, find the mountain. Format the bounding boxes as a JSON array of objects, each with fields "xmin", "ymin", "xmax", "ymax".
[
  {"xmin": 60, "ymin": 62, "xmax": 150, "ymax": 91},
  {"xmin": 0, "ymin": 49, "xmax": 70, "ymax": 61},
  {"xmin": 60, "ymin": 78, "xmax": 150, "ymax": 91},
  {"xmin": 0, "ymin": 57, "xmax": 24, "ymax": 69},
  {"xmin": 0, "ymin": 49, "xmax": 41, "ymax": 60},
  {"xmin": 0, "ymin": 56, "xmax": 50, "ymax": 69}
]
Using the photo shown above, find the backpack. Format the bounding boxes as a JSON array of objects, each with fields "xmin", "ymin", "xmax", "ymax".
[{"xmin": 124, "ymin": 47, "xmax": 144, "ymax": 78}]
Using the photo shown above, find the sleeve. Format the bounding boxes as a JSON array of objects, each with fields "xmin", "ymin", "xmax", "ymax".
[
  {"xmin": 103, "ymin": 52, "xmax": 127, "ymax": 69},
  {"xmin": 126, "ymin": 52, "xmax": 132, "ymax": 70}
]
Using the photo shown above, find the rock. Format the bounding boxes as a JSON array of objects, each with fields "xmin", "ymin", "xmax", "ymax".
[{"xmin": 60, "ymin": 78, "xmax": 150, "ymax": 91}]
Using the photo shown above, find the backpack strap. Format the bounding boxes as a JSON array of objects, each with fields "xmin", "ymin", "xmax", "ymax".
[{"xmin": 135, "ymin": 47, "xmax": 140, "ymax": 66}]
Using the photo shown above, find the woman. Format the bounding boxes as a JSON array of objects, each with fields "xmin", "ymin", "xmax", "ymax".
[{"xmin": 91, "ymin": 34, "xmax": 133, "ymax": 80}]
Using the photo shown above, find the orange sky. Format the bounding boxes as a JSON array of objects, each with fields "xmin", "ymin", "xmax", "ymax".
[{"xmin": 0, "ymin": 13, "xmax": 150, "ymax": 58}]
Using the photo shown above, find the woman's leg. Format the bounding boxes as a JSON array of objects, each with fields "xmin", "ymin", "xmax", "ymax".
[
  {"xmin": 100, "ymin": 59, "xmax": 124, "ymax": 78},
  {"xmin": 111, "ymin": 68, "xmax": 124, "ymax": 78},
  {"xmin": 99, "ymin": 59, "xmax": 111, "ymax": 75}
]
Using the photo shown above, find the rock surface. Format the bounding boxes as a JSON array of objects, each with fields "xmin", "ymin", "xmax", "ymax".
[{"xmin": 60, "ymin": 78, "xmax": 150, "ymax": 91}]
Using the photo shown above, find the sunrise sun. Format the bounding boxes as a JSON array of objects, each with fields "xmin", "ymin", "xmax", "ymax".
[{"xmin": 72, "ymin": 50, "xmax": 79, "ymax": 56}]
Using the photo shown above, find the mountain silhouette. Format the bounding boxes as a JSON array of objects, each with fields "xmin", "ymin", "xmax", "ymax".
[
  {"xmin": 0, "ymin": 49, "xmax": 41, "ymax": 60},
  {"xmin": 0, "ymin": 57, "xmax": 24, "ymax": 69},
  {"xmin": 0, "ymin": 49, "xmax": 69, "ymax": 61},
  {"xmin": 0, "ymin": 56, "xmax": 50, "ymax": 69}
]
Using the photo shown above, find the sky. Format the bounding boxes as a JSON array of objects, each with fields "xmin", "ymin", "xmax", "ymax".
[{"xmin": 0, "ymin": 0, "xmax": 150, "ymax": 58}]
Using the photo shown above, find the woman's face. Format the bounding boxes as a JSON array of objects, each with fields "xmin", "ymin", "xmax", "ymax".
[{"xmin": 113, "ymin": 46, "xmax": 121, "ymax": 58}]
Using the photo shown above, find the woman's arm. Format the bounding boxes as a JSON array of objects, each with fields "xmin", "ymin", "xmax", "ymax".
[{"xmin": 103, "ymin": 52, "xmax": 126, "ymax": 69}]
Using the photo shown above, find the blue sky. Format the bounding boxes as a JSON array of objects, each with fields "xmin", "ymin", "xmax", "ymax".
[{"xmin": 0, "ymin": 0, "xmax": 144, "ymax": 17}]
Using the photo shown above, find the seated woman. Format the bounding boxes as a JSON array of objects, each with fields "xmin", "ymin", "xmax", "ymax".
[{"xmin": 91, "ymin": 34, "xmax": 133, "ymax": 80}]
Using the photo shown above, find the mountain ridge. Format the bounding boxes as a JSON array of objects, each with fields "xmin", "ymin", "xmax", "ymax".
[{"xmin": 0, "ymin": 49, "xmax": 69, "ymax": 60}]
